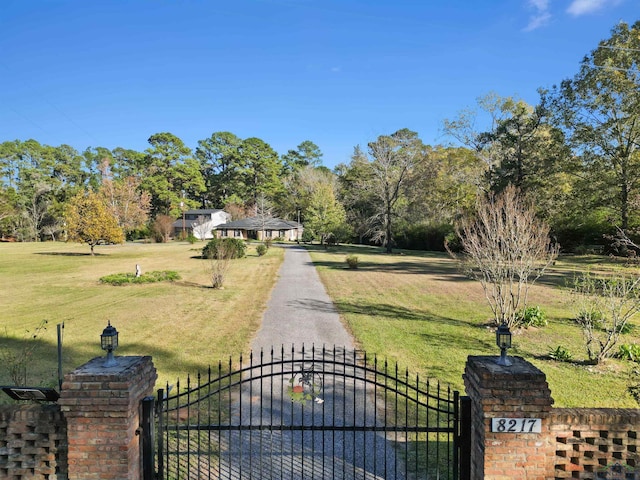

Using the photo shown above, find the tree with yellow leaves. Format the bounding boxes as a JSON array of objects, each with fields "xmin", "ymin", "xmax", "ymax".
[{"xmin": 65, "ymin": 190, "xmax": 125, "ymax": 255}]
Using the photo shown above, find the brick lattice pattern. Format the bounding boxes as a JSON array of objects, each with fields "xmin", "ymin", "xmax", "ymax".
[
  {"xmin": 0, "ymin": 404, "xmax": 67, "ymax": 480},
  {"xmin": 552, "ymin": 409, "xmax": 640, "ymax": 479}
]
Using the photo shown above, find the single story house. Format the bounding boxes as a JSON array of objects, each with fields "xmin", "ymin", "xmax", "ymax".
[
  {"xmin": 173, "ymin": 209, "xmax": 231, "ymax": 240},
  {"xmin": 215, "ymin": 216, "xmax": 303, "ymax": 242}
]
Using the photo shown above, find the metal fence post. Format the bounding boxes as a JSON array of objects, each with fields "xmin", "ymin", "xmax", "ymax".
[{"xmin": 141, "ymin": 395, "xmax": 156, "ymax": 480}]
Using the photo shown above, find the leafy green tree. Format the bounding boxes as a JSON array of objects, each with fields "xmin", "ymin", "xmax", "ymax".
[
  {"xmin": 195, "ymin": 131, "xmax": 243, "ymax": 206},
  {"xmin": 65, "ymin": 190, "xmax": 125, "ymax": 255},
  {"xmin": 282, "ymin": 140, "xmax": 323, "ymax": 172},
  {"xmin": 406, "ymin": 146, "xmax": 484, "ymax": 224},
  {"xmin": 546, "ymin": 21, "xmax": 640, "ymax": 231},
  {"xmin": 142, "ymin": 132, "xmax": 204, "ymax": 216},
  {"xmin": 0, "ymin": 187, "xmax": 19, "ymax": 237},
  {"xmin": 336, "ymin": 146, "xmax": 378, "ymax": 244},
  {"xmin": 305, "ymin": 181, "xmax": 347, "ymax": 245},
  {"xmin": 237, "ymin": 137, "xmax": 284, "ymax": 208}
]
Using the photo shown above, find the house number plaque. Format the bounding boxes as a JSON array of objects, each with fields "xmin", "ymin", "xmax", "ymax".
[{"xmin": 491, "ymin": 418, "xmax": 542, "ymax": 433}]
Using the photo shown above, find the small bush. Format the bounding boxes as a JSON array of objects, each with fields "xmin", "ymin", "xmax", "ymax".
[
  {"xmin": 301, "ymin": 229, "xmax": 315, "ymax": 243},
  {"xmin": 264, "ymin": 238, "xmax": 273, "ymax": 249},
  {"xmin": 203, "ymin": 237, "xmax": 246, "ymax": 259},
  {"xmin": 616, "ymin": 322, "xmax": 636, "ymax": 335},
  {"xmin": 346, "ymin": 255, "xmax": 359, "ymax": 269},
  {"xmin": 273, "ymin": 236, "xmax": 285, "ymax": 243},
  {"xmin": 617, "ymin": 344, "xmax": 640, "ymax": 362},
  {"xmin": 256, "ymin": 244, "xmax": 268, "ymax": 257},
  {"xmin": 99, "ymin": 270, "xmax": 180, "ymax": 285},
  {"xmin": 515, "ymin": 305, "xmax": 547, "ymax": 328},
  {"xmin": 549, "ymin": 346, "xmax": 573, "ymax": 362},
  {"xmin": 186, "ymin": 233, "xmax": 198, "ymax": 244}
]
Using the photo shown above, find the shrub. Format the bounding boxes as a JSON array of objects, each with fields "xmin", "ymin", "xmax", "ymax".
[
  {"xmin": 301, "ymin": 229, "xmax": 315, "ymax": 243},
  {"xmin": 549, "ymin": 345, "xmax": 573, "ymax": 362},
  {"xmin": 395, "ymin": 222, "xmax": 455, "ymax": 251},
  {"xmin": 515, "ymin": 305, "xmax": 547, "ymax": 328},
  {"xmin": 617, "ymin": 344, "xmax": 640, "ymax": 362},
  {"xmin": 186, "ymin": 233, "xmax": 198, "ymax": 244},
  {"xmin": 99, "ymin": 270, "xmax": 180, "ymax": 285},
  {"xmin": 345, "ymin": 254, "xmax": 359, "ymax": 269},
  {"xmin": 264, "ymin": 237, "xmax": 273, "ymax": 249},
  {"xmin": 256, "ymin": 244, "xmax": 268, "ymax": 257},
  {"xmin": 202, "ymin": 237, "xmax": 246, "ymax": 259}
]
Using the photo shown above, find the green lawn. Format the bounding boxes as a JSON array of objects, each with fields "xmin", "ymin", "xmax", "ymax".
[
  {"xmin": 306, "ymin": 244, "xmax": 640, "ymax": 408},
  {"xmin": 0, "ymin": 241, "xmax": 284, "ymax": 393},
  {"xmin": 2, "ymin": 240, "xmax": 638, "ymax": 408}
]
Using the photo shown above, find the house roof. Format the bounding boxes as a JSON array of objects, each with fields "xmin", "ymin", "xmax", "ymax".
[
  {"xmin": 172, "ymin": 209, "xmax": 228, "ymax": 228},
  {"xmin": 184, "ymin": 209, "xmax": 225, "ymax": 215},
  {"xmin": 216, "ymin": 216, "xmax": 302, "ymax": 231}
]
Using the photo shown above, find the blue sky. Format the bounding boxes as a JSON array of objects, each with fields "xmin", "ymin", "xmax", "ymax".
[{"xmin": 1, "ymin": 0, "xmax": 637, "ymax": 169}]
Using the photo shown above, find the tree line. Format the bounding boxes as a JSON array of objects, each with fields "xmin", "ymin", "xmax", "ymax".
[{"xmin": 0, "ymin": 21, "xmax": 638, "ymax": 253}]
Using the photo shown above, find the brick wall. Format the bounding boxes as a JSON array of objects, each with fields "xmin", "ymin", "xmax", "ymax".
[
  {"xmin": 464, "ymin": 355, "xmax": 640, "ymax": 480},
  {"xmin": 0, "ymin": 355, "xmax": 156, "ymax": 480},
  {"xmin": 58, "ymin": 356, "xmax": 157, "ymax": 480},
  {"xmin": 0, "ymin": 404, "xmax": 67, "ymax": 480},
  {"xmin": 551, "ymin": 408, "xmax": 640, "ymax": 479},
  {"xmin": 464, "ymin": 356, "xmax": 556, "ymax": 480}
]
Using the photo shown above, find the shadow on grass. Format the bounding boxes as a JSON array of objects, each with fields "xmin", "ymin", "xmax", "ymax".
[
  {"xmin": 0, "ymin": 334, "xmax": 220, "ymax": 403},
  {"xmin": 35, "ymin": 252, "xmax": 104, "ymax": 256}
]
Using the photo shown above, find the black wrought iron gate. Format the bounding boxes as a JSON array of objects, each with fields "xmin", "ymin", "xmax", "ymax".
[{"xmin": 145, "ymin": 345, "xmax": 469, "ymax": 480}]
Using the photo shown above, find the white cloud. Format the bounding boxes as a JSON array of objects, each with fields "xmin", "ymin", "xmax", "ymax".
[
  {"xmin": 524, "ymin": 0, "xmax": 552, "ymax": 31},
  {"xmin": 566, "ymin": 0, "xmax": 621, "ymax": 16}
]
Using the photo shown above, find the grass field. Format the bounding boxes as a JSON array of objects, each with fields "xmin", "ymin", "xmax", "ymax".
[
  {"xmin": 2, "ymin": 240, "xmax": 639, "ymax": 408},
  {"xmin": 0, "ymin": 241, "xmax": 284, "ymax": 393},
  {"xmin": 306, "ymin": 244, "xmax": 640, "ymax": 408}
]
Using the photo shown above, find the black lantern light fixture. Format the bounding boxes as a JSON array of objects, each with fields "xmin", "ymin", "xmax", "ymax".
[
  {"xmin": 100, "ymin": 321, "xmax": 119, "ymax": 367},
  {"xmin": 495, "ymin": 322, "xmax": 512, "ymax": 366}
]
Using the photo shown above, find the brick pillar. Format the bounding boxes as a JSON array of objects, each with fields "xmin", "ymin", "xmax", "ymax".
[
  {"xmin": 463, "ymin": 356, "xmax": 554, "ymax": 480},
  {"xmin": 58, "ymin": 356, "xmax": 157, "ymax": 480}
]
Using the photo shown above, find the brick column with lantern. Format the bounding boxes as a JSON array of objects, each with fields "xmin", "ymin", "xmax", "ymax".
[
  {"xmin": 58, "ymin": 323, "xmax": 157, "ymax": 480},
  {"xmin": 463, "ymin": 325, "xmax": 555, "ymax": 480}
]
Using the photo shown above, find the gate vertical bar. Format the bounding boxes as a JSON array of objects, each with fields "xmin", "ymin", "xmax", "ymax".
[
  {"xmin": 239, "ymin": 353, "xmax": 244, "ymax": 479},
  {"xmin": 453, "ymin": 389, "xmax": 460, "ymax": 480},
  {"xmin": 404, "ymin": 367, "xmax": 409, "ymax": 479},
  {"xmin": 141, "ymin": 396, "xmax": 155, "ymax": 480},
  {"xmin": 157, "ymin": 388, "xmax": 164, "ymax": 480},
  {"xmin": 373, "ymin": 355, "xmax": 378, "ymax": 479},
  {"xmin": 459, "ymin": 395, "xmax": 471, "ymax": 480},
  {"xmin": 311, "ymin": 344, "xmax": 315, "ymax": 480},
  {"xmin": 415, "ymin": 373, "xmax": 419, "ymax": 477},
  {"xmin": 249, "ymin": 350, "xmax": 253, "ymax": 479}
]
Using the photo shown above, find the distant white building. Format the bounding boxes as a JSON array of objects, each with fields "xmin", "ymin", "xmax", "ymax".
[{"xmin": 173, "ymin": 209, "xmax": 231, "ymax": 240}]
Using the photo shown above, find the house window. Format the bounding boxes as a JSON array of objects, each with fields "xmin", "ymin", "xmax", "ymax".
[
  {"xmin": 265, "ymin": 230, "xmax": 272, "ymax": 238},
  {"xmin": 234, "ymin": 230, "xmax": 242, "ymax": 238},
  {"xmin": 222, "ymin": 229, "xmax": 228, "ymax": 237},
  {"xmin": 279, "ymin": 230, "xmax": 286, "ymax": 238}
]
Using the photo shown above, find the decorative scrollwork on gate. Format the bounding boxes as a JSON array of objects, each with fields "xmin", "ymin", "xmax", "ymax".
[{"xmin": 287, "ymin": 364, "xmax": 325, "ymax": 404}]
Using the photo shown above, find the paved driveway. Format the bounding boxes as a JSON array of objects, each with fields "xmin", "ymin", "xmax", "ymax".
[{"xmin": 251, "ymin": 245, "xmax": 354, "ymax": 352}]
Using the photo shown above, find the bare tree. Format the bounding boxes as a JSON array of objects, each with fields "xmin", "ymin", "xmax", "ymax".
[
  {"xmin": 571, "ymin": 272, "xmax": 640, "ymax": 364},
  {"xmin": 361, "ymin": 129, "xmax": 424, "ymax": 253},
  {"xmin": 450, "ymin": 185, "xmax": 559, "ymax": 327},
  {"xmin": 255, "ymin": 193, "xmax": 273, "ymax": 240},
  {"xmin": 152, "ymin": 215, "xmax": 174, "ymax": 243},
  {"xmin": 192, "ymin": 215, "xmax": 211, "ymax": 240},
  {"xmin": 209, "ymin": 241, "xmax": 232, "ymax": 288},
  {"xmin": 23, "ymin": 183, "xmax": 52, "ymax": 241}
]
